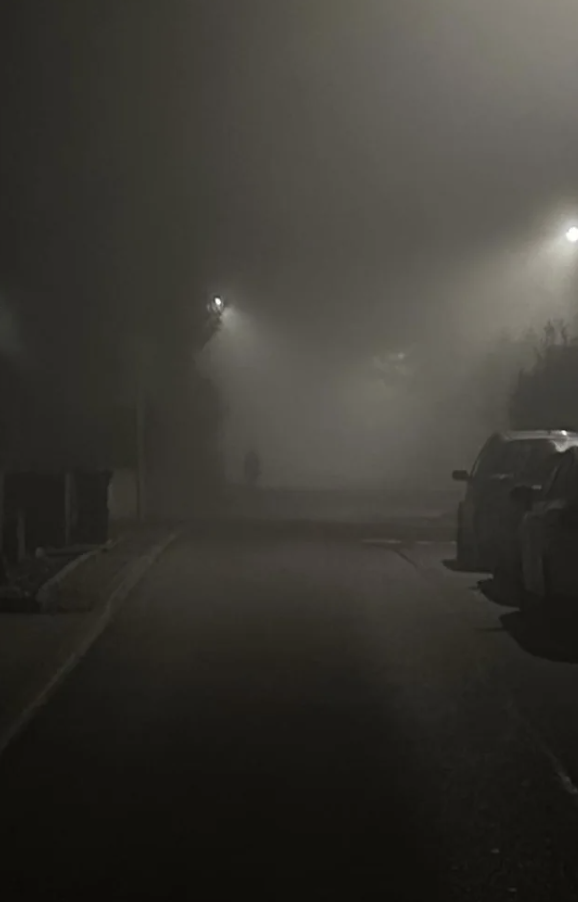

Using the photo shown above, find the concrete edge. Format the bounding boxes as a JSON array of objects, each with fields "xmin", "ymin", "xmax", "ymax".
[
  {"xmin": 36, "ymin": 538, "xmax": 121, "ymax": 611},
  {"xmin": 0, "ymin": 530, "xmax": 180, "ymax": 759}
]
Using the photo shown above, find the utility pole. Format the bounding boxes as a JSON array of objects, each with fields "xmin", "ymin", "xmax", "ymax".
[
  {"xmin": 136, "ymin": 365, "xmax": 146, "ymax": 522},
  {"xmin": 133, "ymin": 336, "xmax": 151, "ymax": 523},
  {"xmin": 0, "ymin": 472, "xmax": 7, "ymax": 581},
  {"xmin": 64, "ymin": 471, "xmax": 74, "ymax": 545}
]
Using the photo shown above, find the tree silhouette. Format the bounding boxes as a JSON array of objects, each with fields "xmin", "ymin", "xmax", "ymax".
[{"xmin": 510, "ymin": 320, "xmax": 578, "ymax": 431}]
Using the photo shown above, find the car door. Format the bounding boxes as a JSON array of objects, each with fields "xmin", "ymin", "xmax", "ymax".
[
  {"xmin": 498, "ymin": 451, "xmax": 557, "ymax": 574},
  {"xmin": 519, "ymin": 457, "xmax": 559, "ymax": 595},
  {"xmin": 473, "ymin": 441, "xmax": 526, "ymax": 560},
  {"xmin": 461, "ymin": 436, "xmax": 503, "ymax": 547},
  {"xmin": 542, "ymin": 455, "xmax": 578, "ymax": 597}
]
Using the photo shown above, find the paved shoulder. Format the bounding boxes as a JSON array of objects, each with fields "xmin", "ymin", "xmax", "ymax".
[{"xmin": 0, "ymin": 527, "xmax": 177, "ymax": 755}]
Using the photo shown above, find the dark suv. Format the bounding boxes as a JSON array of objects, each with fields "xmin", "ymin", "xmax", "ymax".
[{"xmin": 452, "ymin": 430, "xmax": 578, "ymax": 570}]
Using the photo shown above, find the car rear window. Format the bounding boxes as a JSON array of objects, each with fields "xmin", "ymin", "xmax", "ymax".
[
  {"xmin": 543, "ymin": 452, "xmax": 578, "ymax": 502},
  {"xmin": 495, "ymin": 441, "xmax": 555, "ymax": 477}
]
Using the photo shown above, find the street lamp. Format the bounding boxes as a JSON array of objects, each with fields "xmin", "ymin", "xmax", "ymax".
[
  {"xmin": 566, "ymin": 226, "xmax": 578, "ymax": 243},
  {"xmin": 209, "ymin": 296, "xmax": 225, "ymax": 315}
]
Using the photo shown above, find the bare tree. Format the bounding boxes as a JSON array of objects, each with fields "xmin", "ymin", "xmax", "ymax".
[{"xmin": 510, "ymin": 320, "xmax": 578, "ymax": 431}]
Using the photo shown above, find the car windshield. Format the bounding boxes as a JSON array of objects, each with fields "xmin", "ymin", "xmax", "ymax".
[
  {"xmin": 543, "ymin": 453, "xmax": 578, "ymax": 501},
  {"xmin": 498, "ymin": 440, "xmax": 557, "ymax": 477}
]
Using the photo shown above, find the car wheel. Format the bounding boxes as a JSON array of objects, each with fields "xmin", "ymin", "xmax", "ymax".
[
  {"xmin": 521, "ymin": 552, "xmax": 551, "ymax": 617},
  {"xmin": 493, "ymin": 555, "xmax": 524, "ymax": 604},
  {"xmin": 456, "ymin": 510, "xmax": 477, "ymax": 570},
  {"xmin": 474, "ymin": 509, "xmax": 498, "ymax": 572}
]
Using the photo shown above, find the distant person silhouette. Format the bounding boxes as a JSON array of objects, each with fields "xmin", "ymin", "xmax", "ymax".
[{"xmin": 243, "ymin": 450, "xmax": 261, "ymax": 488}]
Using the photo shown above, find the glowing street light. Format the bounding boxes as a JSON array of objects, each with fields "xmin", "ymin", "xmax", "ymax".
[
  {"xmin": 566, "ymin": 226, "xmax": 578, "ymax": 243},
  {"xmin": 208, "ymin": 295, "xmax": 226, "ymax": 316}
]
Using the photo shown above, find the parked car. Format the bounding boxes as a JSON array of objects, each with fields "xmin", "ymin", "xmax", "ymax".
[
  {"xmin": 452, "ymin": 430, "xmax": 578, "ymax": 570},
  {"xmin": 507, "ymin": 446, "xmax": 578, "ymax": 612}
]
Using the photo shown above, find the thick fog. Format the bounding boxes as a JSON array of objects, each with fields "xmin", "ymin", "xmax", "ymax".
[
  {"xmin": 3, "ymin": 1, "xmax": 578, "ymax": 497},
  {"xmin": 197, "ymin": 0, "xmax": 578, "ymax": 490},
  {"xmin": 201, "ymin": 212, "xmax": 578, "ymax": 490}
]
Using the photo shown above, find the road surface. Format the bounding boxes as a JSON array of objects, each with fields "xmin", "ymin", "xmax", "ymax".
[
  {"xmin": 2, "ymin": 529, "xmax": 578, "ymax": 899},
  {"xmin": 221, "ymin": 485, "xmax": 459, "ymax": 527}
]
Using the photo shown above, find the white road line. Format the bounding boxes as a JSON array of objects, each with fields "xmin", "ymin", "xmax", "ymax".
[
  {"xmin": 362, "ymin": 538, "xmax": 402, "ymax": 545},
  {"xmin": 508, "ymin": 700, "xmax": 578, "ymax": 803},
  {"xmin": 548, "ymin": 750, "xmax": 578, "ymax": 799},
  {"xmin": 362, "ymin": 538, "xmax": 452, "ymax": 547},
  {"xmin": 365, "ymin": 538, "xmax": 578, "ymax": 806},
  {"xmin": 529, "ymin": 728, "xmax": 578, "ymax": 800}
]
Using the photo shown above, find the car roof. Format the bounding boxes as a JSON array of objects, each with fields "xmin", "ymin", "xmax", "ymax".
[
  {"xmin": 497, "ymin": 431, "xmax": 578, "ymax": 452},
  {"xmin": 541, "ymin": 446, "xmax": 578, "ymax": 485},
  {"xmin": 553, "ymin": 446, "xmax": 578, "ymax": 464},
  {"xmin": 500, "ymin": 430, "xmax": 578, "ymax": 442}
]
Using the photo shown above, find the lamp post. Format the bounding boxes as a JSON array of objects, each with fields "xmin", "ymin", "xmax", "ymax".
[
  {"xmin": 208, "ymin": 296, "xmax": 225, "ymax": 317},
  {"xmin": 201, "ymin": 296, "xmax": 226, "ymax": 344}
]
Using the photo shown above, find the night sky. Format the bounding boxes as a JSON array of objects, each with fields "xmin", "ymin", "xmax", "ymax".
[
  {"xmin": 2, "ymin": 1, "xmax": 578, "ymax": 478},
  {"xmin": 193, "ymin": 0, "xmax": 578, "ymax": 348}
]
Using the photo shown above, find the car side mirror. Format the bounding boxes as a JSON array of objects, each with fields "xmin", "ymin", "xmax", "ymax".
[
  {"xmin": 510, "ymin": 484, "xmax": 535, "ymax": 509},
  {"xmin": 452, "ymin": 469, "xmax": 469, "ymax": 483}
]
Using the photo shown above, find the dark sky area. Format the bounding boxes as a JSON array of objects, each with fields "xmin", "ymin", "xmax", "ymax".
[
  {"xmin": 198, "ymin": 0, "xmax": 578, "ymax": 349},
  {"xmin": 1, "ymin": 0, "xmax": 578, "ymax": 354},
  {"xmin": 1, "ymin": 1, "xmax": 578, "ymax": 437}
]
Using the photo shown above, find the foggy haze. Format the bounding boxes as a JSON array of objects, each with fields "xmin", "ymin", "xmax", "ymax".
[
  {"xmin": 195, "ymin": 0, "xmax": 578, "ymax": 488},
  {"xmin": 5, "ymin": 7, "xmax": 578, "ymax": 896},
  {"xmin": 202, "ymin": 307, "xmax": 489, "ymax": 490},
  {"xmin": 3, "ymin": 1, "xmax": 578, "ymax": 491}
]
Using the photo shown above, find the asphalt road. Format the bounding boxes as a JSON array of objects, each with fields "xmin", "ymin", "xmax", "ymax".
[
  {"xmin": 220, "ymin": 485, "xmax": 458, "ymax": 530},
  {"xmin": 3, "ymin": 531, "xmax": 578, "ymax": 899}
]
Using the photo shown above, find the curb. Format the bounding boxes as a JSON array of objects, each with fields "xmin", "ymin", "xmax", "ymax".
[
  {"xmin": 36, "ymin": 538, "xmax": 120, "ymax": 612},
  {"xmin": 0, "ymin": 530, "xmax": 179, "ymax": 759}
]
